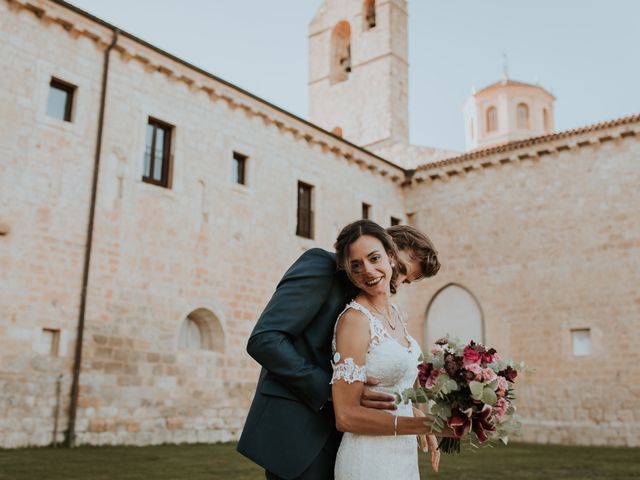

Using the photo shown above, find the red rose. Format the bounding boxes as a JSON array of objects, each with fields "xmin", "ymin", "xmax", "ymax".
[
  {"xmin": 482, "ymin": 349, "xmax": 496, "ymax": 364},
  {"xmin": 463, "ymin": 346, "xmax": 482, "ymax": 366}
]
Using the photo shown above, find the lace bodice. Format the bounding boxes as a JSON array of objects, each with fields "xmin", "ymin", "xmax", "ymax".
[
  {"xmin": 331, "ymin": 300, "xmax": 422, "ymax": 480},
  {"xmin": 331, "ymin": 300, "xmax": 421, "ymax": 396}
]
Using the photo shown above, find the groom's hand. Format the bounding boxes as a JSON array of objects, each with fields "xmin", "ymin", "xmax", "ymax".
[{"xmin": 360, "ymin": 376, "xmax": 397, "ymax": 410}]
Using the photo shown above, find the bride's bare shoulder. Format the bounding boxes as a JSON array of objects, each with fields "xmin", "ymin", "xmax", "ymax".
[{"xmin": 335, "ymin": 305, "xmax": 369, "ymax": 336}]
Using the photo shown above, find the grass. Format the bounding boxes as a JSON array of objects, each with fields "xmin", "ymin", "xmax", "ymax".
[{"xmin": 0, "ymin": 442, "xmax": 638, "ymax": 480}]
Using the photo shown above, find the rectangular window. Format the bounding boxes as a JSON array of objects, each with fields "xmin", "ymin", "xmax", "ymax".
[
  {"xmin": 42, "ymin": 328, "xmax": 61, "ymax": 357},
  {"xmin": 571, "ymin": 329, "xmax": 592, "ymax": 356},
  {"xmin": 47, "ymin": 78, "xmax": 75, "ymax": 122},
  {"xmin": 232, "ymin": 151, "xmax": 247, "ymax": 185},
  {"xmin": 362, "ymin": 203, "xmax": 371, "ymax": 220},
  {"xmin": 390, "ymin": 216, "xmax": 401, "ymax": 226},
  {"xmin": 296, "ymin": 182, "xmax": 314, "ymax": 239},
  {"xmin": 143, "ymin": 118, "xmax": 172, "ymax": 188}
]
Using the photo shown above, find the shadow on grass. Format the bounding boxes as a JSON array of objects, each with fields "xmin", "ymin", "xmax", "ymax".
[{"xmin": 0, "ymin": 442, "xmax": 638, "ymax": 480}]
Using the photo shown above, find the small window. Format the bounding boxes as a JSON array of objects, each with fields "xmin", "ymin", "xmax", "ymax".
[
  {"xmin": 296, "ymin": 182, "xmax": 314, "ymax": 239},
  {"xmin": 47, "ymin": 78, "xmax": 75, "ymax": 122},
  {"xmin": 571, "ymin": 329, "xmax": 592, "ymax": 356},
  {"xmin": 178, "ymin": 308, "xmax": 224, "ymax": 352},
  {"xmin": 143, "ymin": 118, "xmax": 172, "ymax": 188},
  {"xmin": 179, "ymin": 317, "xmax": 204, "ymax": 350},
  {"xmin": 390, "ymin": 216, "xmax": 401, "ymax": 226},
  {"xmin": 232, "ymin": 151, "xmax": 247, "ymax": 185},
  {"xmin": 42, "ymin": 328, "xmax": 61, "ymax": 357},
  {"xmin": 364, "ymin": 0, "xmax": 376, "ymax": 29},
  {"xmin": 362, "ymin": 203, "xmax": 371, "ymax": 220},
  {"xmin": 486, "ymin": 106, "xmax": 498, "ymax": 132},
  {"xmin": 516, "ymin": 103, "xmax": 530, "ymax": 129}
]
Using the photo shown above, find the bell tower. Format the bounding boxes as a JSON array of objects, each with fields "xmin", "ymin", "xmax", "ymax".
[{"xmin": 308, "ymin": 0, "xmax": 409, "ymax": 149}]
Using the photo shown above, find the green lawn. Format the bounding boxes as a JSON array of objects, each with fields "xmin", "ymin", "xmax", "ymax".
[{"xmin": 0, "ymin": 442, "xmax": 638, "ymax": 480}]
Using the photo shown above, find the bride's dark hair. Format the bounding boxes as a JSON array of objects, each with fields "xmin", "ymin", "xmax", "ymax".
[{"xmin": 334, "ymin": 219, "xmax": 406, "ymax": 294}]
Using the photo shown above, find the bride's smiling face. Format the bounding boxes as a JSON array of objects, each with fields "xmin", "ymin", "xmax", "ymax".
[{"xmin": 347, "ymin": 235, "xmax": 395, "ymax": 295}]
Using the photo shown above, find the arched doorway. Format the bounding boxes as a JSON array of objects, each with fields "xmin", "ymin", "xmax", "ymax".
[{"xmin": 424, "ymin": 284, "xmax": 484, "ymax": 349}]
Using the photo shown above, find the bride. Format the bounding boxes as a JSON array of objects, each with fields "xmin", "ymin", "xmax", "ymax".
[{"xmin": 331, "ymin": 220, "xmax": 453, "ymax": 479}]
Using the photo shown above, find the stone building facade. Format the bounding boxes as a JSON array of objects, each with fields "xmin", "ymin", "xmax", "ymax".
[{"xmin": 1, "ymin": 0, "xmax": 638, "ymax": 448}]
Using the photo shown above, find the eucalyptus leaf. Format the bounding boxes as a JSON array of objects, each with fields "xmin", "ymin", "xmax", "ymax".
[
  {"xmin": 482, "ymin": 387, "xmax": 498, "ymax": 405},
  {"xmin": 469, "ymin": 381, "xmax": 484, "ymax": 400}
]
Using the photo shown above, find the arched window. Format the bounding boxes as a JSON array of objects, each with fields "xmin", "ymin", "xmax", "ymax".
[
  {"xmin": 178, "ymin": 308, "xmax": 224, "ymax": 352},
  {"xmin": 330, "ymin": 21, "xmax": 351, "ymax": 84},
  {"xmin": 517, "ymin": 103, "xmax": 530, "ymax": 129},
  {"xmin": 364, "ymin": 0, "xmax": 376, "ymax": 29},
  {"xmin": 424, "ymin": 284, "xmax": 484, "ymax": 350},
  {"xmin": 543, "ymin": 108, "xmax": 550, "ymax": 132},
  {"xmin": 486, "ymin": 106, "xmax": 498, "ymax": 133}
]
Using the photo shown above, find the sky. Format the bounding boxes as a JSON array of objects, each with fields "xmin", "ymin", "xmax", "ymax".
[{"xmin": 67, "ymin": 0, "xmax": 639, "ymax": 152}]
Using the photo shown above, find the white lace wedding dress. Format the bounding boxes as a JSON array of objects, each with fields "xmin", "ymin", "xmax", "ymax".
[{"xmin": 331, "ymin": 300, "xmax": 421, "ymax": 480}]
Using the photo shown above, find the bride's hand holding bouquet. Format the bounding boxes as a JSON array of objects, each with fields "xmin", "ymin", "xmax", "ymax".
[{"xmin": 398, "ymin": 336, "xmax": 523, "ymax": 454}]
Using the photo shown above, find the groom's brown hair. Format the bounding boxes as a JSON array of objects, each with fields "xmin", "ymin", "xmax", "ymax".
[{"xmin": 387, "ymin": 225, "xmax": 441, "ymax": 280}]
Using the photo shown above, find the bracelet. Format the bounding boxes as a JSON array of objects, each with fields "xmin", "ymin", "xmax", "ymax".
[{"xmin": 393, "ymin": 415, "xmax": 398, "ymax": 436}]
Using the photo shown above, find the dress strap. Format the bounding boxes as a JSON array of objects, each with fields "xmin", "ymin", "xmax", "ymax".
[
  {"xmin": 332, "ymin": 300, "xmax": 386, "ymax": 352},
  {"xmin": 349, "ymin": 300, "xmax": 388, "ymax": 348}
]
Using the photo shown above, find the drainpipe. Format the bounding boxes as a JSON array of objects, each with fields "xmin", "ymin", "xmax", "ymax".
[
  {"xmin": 65, "ymin": 27, "xmax": 119, "ymax": 448},
  {"xmin": 53, "ymin": 373, "xmax": 63, "ymax": 447}
]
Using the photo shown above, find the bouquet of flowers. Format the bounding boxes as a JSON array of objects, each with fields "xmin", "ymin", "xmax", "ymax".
[{"xmin": 397, "ymin": 336, "xmax": 522, "ymax": 454}]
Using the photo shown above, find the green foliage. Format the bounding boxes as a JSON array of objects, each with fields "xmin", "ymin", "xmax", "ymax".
[
  {"xmin": 470, "ymin": 380, "xmax": 497, "ymax": 406},
  {"xmin": 433, "ymin": 374, "xmax": 459, "ymax": 397},
  {"xmin": 481, "ymin": 387, "xmax": 498, "ymax": 406},
  {"xmin": 469, "ymin": 381, "xmax": 484, "ymax": 400}
]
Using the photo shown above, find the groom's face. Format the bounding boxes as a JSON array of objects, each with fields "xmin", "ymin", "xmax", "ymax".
[{"xmin": 396, "ymin": 249, "xmax": 423, "ymax": 285}]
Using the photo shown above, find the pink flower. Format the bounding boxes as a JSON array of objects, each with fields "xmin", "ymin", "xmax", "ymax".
[
  {"xmin": 464, "ymin": 363, "xmax": 483, "ymax": 381},
  {"xmin": 482, "ymin": 368, "xmax": 497, "ymax": 383},
  {"xmin": 496, "ymin": 376, "xmax": 508, "ymax": 393},
  {"xmin": 493, "ymin": 398, "xmax": 508, "ymax": 421}
]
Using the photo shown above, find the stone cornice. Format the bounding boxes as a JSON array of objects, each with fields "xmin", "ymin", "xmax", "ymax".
[
  {"xmin": 409, "ymin": 114, "xmax": 640, "ymax": 185},
  {"xmin": 9, "ymin": 0, "xmax": 405, "ymax": 182},
  {"xmin": 6, "ymin": 0, "xmax": 639, "ymax": 188}
]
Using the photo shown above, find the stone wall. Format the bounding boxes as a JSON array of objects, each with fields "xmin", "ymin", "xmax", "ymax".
[
  {"xmin": 1, "ymin": 0, "xmax": 638, "ymax": 449},
  {"xmin": 0, "ymin": 0, "xmax": 406, "ymax": 447},
  {"xmin": 404, "ymin": 128, "xmax": 640, "ymax": 447}
]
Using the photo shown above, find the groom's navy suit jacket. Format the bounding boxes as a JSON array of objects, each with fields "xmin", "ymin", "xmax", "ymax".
[{"xmin": 237, "ymin": 248, "xmax": 358, "ymax": 479}]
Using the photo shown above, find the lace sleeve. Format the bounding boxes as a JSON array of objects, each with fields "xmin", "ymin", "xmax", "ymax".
[{"xmin": 330, "ymin": 352, "xmax": 367, "ymax": 384}]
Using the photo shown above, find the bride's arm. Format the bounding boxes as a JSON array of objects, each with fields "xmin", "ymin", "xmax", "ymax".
[{"xmin": 331, "ymin": 309, "xmax": 431, "ymax": 436}]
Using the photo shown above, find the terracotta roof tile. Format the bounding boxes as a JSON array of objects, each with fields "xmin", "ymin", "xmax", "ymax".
[{"xmin": 415, "ymin": 113, "xmax": 640, "ymax": 172}]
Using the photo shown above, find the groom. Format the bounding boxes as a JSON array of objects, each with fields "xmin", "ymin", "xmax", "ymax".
[{"xmin": 237, "ymin": 223, "xmax": 440, "ymax": 480}]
